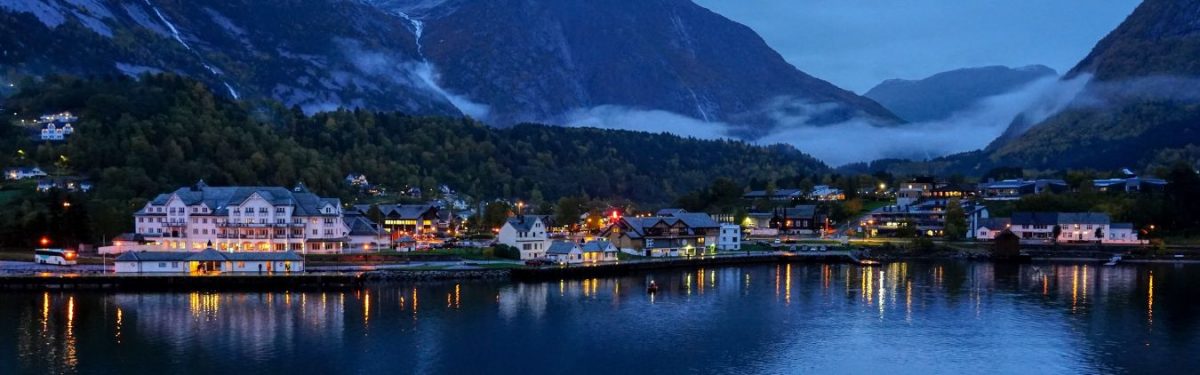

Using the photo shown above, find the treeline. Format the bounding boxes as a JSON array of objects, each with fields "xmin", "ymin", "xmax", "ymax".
[{"xmin": 0, "ymin": 74, "xmax": 826, "ymax": 246}]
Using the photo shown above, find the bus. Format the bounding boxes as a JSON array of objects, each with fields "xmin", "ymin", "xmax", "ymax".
[{"xmin": 34, "ymin": 248, "xmax": 77, "ymax": 266}]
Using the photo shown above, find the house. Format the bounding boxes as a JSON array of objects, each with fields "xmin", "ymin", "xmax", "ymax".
[
  {"xmin": 39, "ymin": 122, "xmax": 73, "ymax": 141},
  {"xmin": 1010, "ymin": 212, "xmax": 1111, "ymax": 243},
  {"xmin": 1093, "ymin": 176, "xmax": 1167, "ymax": 193},
  {"xmin": 744, "ymin": 212, "xmax": 775, "ymax": 234},
  {"xmin": 1106, "ymin": 223, "xmax": 1143, "ymax": 244},
  {"xmin": 129, "ymin": 181, "xmax": 347, "ymax": 254},
  {"xmin": 769, "ymin": 205, "xmax": 824, "ymax": 235},
  {"xmin": 344, "ymin": 213, "xmax": 386, "ymax": 252},
  {"xmin": 978, "ymin": 179, "xmax": 1068, "ymax": 201},
  {"xmin": 344, "ymin": 173, "xmax": 369, "ymax": 187},
  {"xmin": 809, "ymin": 185, "xmax": 845, "ymax": 201},
  {"xmin": 498, "ymin": 215, "xmax": 549, "ymax": 260},
  {"xmin": 864, "ymin": 199, "xmax": 988, "ymax": 238},
  {"xmin": 580, "ymin": 240, "xmax": 619, "ymax": 262},
  {"xmin": 717, "ymin": 223, "xmax": 741, "ymax": 251},
  {"xmin": 352, "ymin": 204, "xmax": 440, "ymax": 242},
  {"xmin": 35, "ymin": 177, "xmax": 92, "ymax": 193},
  {"xmin": 546, "ymin": 241, "xmax": 583, "ymax": 264},
  {"xmin": 4, "ymin": 167, "xmax": 46, "ymax": 180},
  {"xmin": 602, "ymin": 211, "xmax": 720, "ymax": 257},
  {"xmin": 114, "ymin": 247, "xmax": 304, "ymax": 274},
  {"xmin": 973, "ymin": 218, "xmax": 1012, "ymax": 240}
]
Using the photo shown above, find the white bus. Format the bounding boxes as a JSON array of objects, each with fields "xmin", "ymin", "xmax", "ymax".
[{"xmin": 34, "ymin": 248, "xmax": 77, "ymax": 266}]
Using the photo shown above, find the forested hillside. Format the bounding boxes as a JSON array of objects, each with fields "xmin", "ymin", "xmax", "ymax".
[{"xmin": 0, "ymin": 74, "xmax": 827, "ymax": 245}]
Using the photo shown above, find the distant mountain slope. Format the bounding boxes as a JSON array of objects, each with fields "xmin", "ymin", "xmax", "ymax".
[
  {"xmin": 864, "ymin": 65, "xmax": 1057, "ymax": 122},
  {"xmin": 0, "ymin": 0, "xmax": 899, "ymax": 130},
  {"xmin": 371, "ymin": 0, "xmax": 899, "ymax": 127},
  {"xmin": 987, "ymin": 0, "xmax": 1200, "ymax": 170},
  {"xmin": 0, "ymin": 0, "xmax": 460, "ymax": 115}
]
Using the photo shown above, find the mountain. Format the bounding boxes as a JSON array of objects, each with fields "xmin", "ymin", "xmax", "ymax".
[
  {"xmin": 0, "ymin": 0, "xmax": 460, "ymax": 115},
  {"xmin": 0, "ymin": 0, "xmax": 898, "ymax": 129},
  {"xmin": 864, "ymin": 65, "xmax": 1057, "ymax": 122},
  {"xmin": 986, "ymin": 0, "xmax": 1200, "ymax": 171}
]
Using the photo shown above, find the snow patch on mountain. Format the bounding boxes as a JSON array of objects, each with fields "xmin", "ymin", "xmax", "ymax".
[
  {"xmin": 63, "ymin": 0, "xmax": 112, "ymax": 19},
  {"xmin": 120, "ymin": 2, "xmax": 166, "ymax": 36},
  {"xmin": 0, "ymin": 0, "xmax": 67, "ymax": 27}
]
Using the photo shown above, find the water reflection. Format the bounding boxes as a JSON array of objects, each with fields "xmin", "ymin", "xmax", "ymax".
[{"xmin": 3, "ymin": 262, "xmax": 1200, "ymax": 374}]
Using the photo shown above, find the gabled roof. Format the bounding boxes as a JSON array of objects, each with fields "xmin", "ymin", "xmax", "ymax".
[
  {"xmin": 1012, "ymin": 212, "xmax": 1111, "ymax": 226},
  {"xmin": 115, "ymin": 251, "xmax": 191, "ymax": 262},
  {"xmin": 977, "ymin": 218, "xmax": 1011, "ymax": 230},
  {"xmin": 547, "ymin": 241, "xmax": 580, "ymax": 255},
  {"xmin": 1012, "ymin": 212, "xmax": 1059, "ymax": 227},
  {"xmin": 354, "ymin": 204, "xmax": 437, "ymax": 219},
  {"xmin": 504, "ymin": 215, "xmax": 545, "ymax": 232},
  {"xmin": 581, "ymin": 240, "xmax": 616, "ymax": 253},
  {"xmin": 1058, "ymin": 212, "xmax": 1110, "ymax": 225},
  {"xmin": 144, "ymin": 183, "xmax": 340, "ymax": 216}
]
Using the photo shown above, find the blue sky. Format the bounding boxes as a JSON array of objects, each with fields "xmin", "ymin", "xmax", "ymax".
[{"xmin": 693, "ymin": 0, "xmax": 1142, "ymax": 93}]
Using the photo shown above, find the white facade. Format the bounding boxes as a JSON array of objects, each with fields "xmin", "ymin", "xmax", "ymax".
[
  {"xmin": 40, "ymin": 123, "xmax": 73, "ymax": 141},
  {"xmin": 497, "ymin": 216, "xmax": 549, "ymax": 260},
  {"xmin": 717, "ymin": 223, "xmax": 741, "ymax": 251},
  {"xmin": 133, "ymin": 183, "xmax": 348, "ymax": 254},
  {"xmin": 547, "ymin": 241, "xmax": 583, "ymax": 264},
  {"xmin": 1105, "ymin": 224, "xmax": 1143, "ymax": 244}
]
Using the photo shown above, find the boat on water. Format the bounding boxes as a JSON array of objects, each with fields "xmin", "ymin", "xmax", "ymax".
[{"xmin": 647, "ymin": 281, "xmax": 659, "ymax": 293}]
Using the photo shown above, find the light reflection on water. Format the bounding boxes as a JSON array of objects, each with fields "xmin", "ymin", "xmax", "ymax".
[{"xmin": 2, "ymin": 262, "xmax": 1199, "ymax": 374}]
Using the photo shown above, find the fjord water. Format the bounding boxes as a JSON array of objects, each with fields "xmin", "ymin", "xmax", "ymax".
[{"xmin": 3, "ymin": 262, "xmax": 1198, "ymax": 374}]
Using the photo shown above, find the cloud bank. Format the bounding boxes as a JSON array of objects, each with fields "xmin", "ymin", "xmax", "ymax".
[{"xmin": 555, "ymin": 74, "xmax": 1094, "ymax": 167}]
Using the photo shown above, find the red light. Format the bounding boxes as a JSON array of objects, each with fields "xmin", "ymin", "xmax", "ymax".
[
  {"xmin": 64, "ymin": 251, "xmax": 77, "ymax": 260},
  {"xmin": 39, "ymin": 237, "xmax": 49, "ymax": 246}
]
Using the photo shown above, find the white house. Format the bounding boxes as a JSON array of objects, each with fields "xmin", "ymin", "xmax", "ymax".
[
  {"xmin": 4, "ymin": 167, "xmax": 46, "ymax": 180},
  {"xmin": 580, "ymin": 240, "xmax": 619, "ymax": 262},
  {"xmin": 546, "ymin": 241, "xmax": 583, "ymax": 264},
  {"xmin": 1105, "ymin": 223, "xmax": 1143, "ymax": 244},
  {"xmin": 1010, "ymin": 212, "xmax": 1111, "ymax": 243},
  {"xmin": 717, "ymin": 223, "xmax": 741, "ymax": 251},
  {"xmin": 497, "ymin": 215, "xmax": 549, "ymax": 260},
  {"xmin": 125, "ymin": 181, "xmax": 347, "ymax": 254},
  {"xmin": 114, "ymin": 248, "xmax": 305, "ymax": 274},
  {"xmin": 40, "ymin": 123, "xmax": 73, "ymax": 141},
  {"xmin": 973, "ymin": 218, "xmax": 1011, "ymax": 240}
]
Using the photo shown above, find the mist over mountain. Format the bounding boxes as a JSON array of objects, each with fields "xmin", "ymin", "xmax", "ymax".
[
  {"xmin": 986, "ymin": 0, "xmax": 1200, "ymax": 171},
  {"xmin": 0, "ymin": 0, "xmax": 899, "ymax": 133},
  {"xmin": 865, "ymin": 65, "xmax": 1057, "ymax": 122}
]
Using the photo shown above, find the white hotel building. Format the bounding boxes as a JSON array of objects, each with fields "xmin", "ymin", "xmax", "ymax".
[{"xmin": 131, "ymin": 181, "xmax": 348, "ymax": 253}]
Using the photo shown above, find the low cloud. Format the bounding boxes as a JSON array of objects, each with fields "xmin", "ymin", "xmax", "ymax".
[
  {"xmin": 552, "ymin": 74, "xmax": 1094, "ymax": 167},
  {"xmin": 556, "ymin": 105, "xmax": 732, "ymax": 139}
]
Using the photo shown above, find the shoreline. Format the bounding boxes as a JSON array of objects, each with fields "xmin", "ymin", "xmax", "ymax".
[{"xmin": 2, "ymin": 252, "xmax": 1195, "ymax": 291}]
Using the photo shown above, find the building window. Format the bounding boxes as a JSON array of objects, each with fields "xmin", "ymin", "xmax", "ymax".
[{"xmin": 276, "ymin": 207, "xmax": 285, "ymax": 214}]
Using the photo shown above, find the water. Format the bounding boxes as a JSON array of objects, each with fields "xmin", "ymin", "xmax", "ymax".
[{"xmin": 2, "ymin": 262, "xmax": 1198, "ymax": 374}]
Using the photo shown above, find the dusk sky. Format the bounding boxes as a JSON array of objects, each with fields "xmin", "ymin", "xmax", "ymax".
[{"xmin": 694, "ymin": 0, "xmax": 1142, "ymax": 93}]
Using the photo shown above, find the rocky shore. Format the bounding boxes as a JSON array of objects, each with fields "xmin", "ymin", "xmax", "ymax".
[{"xmin": 361, "ymin": 269, "xmax": 511, "ymax": 281}]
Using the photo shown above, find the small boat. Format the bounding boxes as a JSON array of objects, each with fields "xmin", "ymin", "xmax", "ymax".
[
  {"xmin": 647, "ymin": 281, "xmax": 659, "ymax": 294},
  {"xmin": 1104, "ymin": 255, "xmax": 1122, "ymax": 266}
]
